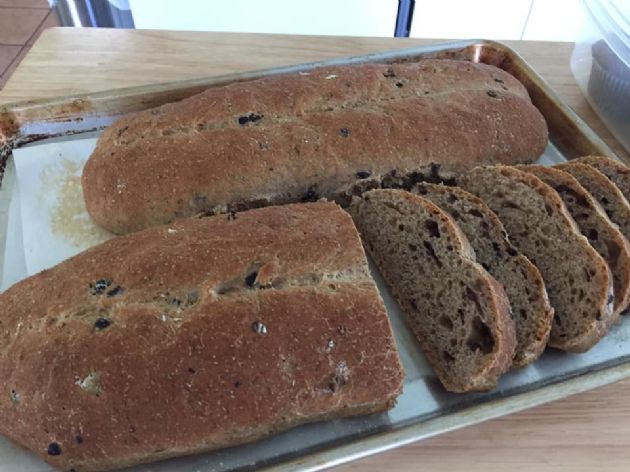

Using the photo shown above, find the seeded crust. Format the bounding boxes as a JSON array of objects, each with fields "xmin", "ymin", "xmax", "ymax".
[
  {"xmin": 351, "ymin": 189, "xmax": 516, "ymax": 392},
  {"xmin": 556, "ymin": 161, "xmax": 630, "ymax": 241},
  {"xmin": 0, "ymin": 202, "xmax": 404, "ymax": 472},
  {"xmin": 459, "ymin": 166, "xmax": 614, "ymax": 352},
  {"xmin": 83, "ymin": 59, "xmax": 548, "ymax": 234},
  {"xmin": 412, "ymin": 183, "xmax": 553, "ymax": 368},
  {"xmin": 521, "ymin": 164, "xmax": 630, "ymax": 316},
  {"xmin": 573, "ymin": 155, "xmax": 630, "ymax": 203}
]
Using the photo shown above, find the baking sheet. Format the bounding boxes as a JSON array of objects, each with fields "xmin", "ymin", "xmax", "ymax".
[
  {"xmin": 0, "ymin": 39, "xmax": 626, "ymax": 472},
  {"xmin": 2, "ymin": 137, "xmax": 630, "ymax": 472}
]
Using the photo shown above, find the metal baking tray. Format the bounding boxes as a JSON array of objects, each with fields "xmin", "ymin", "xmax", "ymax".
[{"xmin": 0, "ymin": 39, "xmax": 628, "ymax": 472}]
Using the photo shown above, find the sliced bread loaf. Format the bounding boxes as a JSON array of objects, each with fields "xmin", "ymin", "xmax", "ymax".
[
  {"xmin": 412, "ymin": 183, "xmax": 553, "ymax": 368},
  {"xmin": 556, "ymin": 161, "xmax": 630, "ymax": 239},
  {"xmin": 351, "ymin": 189, "xmax": 516, "ymax": 392},
  {"xmin": 573, "ymin": 155, "xmax": 630, "ymax": 203},
  {"xmin": 521, "ymin": 164, "xmax": 630, "ymax": 316},
  {"xmin": 459, "ymin": 166, "xmax": 614, "ymax": 352}
]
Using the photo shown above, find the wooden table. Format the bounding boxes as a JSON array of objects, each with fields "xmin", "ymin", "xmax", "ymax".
[{"xmin": 2, "ymin": 28, "xmax": 629, "ymax": 471}]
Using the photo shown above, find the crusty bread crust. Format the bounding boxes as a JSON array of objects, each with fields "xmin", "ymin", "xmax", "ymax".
[
  {"xmin": 556, "ymin": 161, "xmax": 630, "ymax": 241},
  {"xmin": 574, "ymin": 155, "xmax": 630, "ymax": 203},
  {"xmin": 82, "ymin": 59, "xmax": 548, "ymax": 234},
  {"xmin": 0, "ymin": 202, "xmax": 404, "ymax": 472}
]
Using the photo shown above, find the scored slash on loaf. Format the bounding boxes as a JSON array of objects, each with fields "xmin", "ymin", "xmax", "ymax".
[
  {"xmin": 82, "ymin": 59, "xmax": 548, "ymax": 234},
  {"xmin": 0, "ymin": 202, "xmax": 404, "ymax": 472}
]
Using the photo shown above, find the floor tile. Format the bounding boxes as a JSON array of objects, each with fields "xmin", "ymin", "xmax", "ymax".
[
  {"xmin": 27, "ymin": 9, "xmax": 60, "ymax": 45},
  {"xmin": 0, "ymin": 7, "xmax": 48, "ymax": 44},
  {"xmin": 0, "ymin": 44, "xmax": 20, "ymax": 75},
  {"xmin": 0, "ymin": 45, "xmax": 29, "ymax": 90},
  {"xmin": 0, "ymin": 0, "xmax": 49, "ymax": 7}
]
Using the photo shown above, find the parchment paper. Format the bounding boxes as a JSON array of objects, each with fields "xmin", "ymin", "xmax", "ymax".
[
  {"xmin": 0, "ymin": 158, "xmax": 27, "ymax": 291},
  {"xmin": 10, "ymin": 137, "xmax": 113, "ymax": 279}
]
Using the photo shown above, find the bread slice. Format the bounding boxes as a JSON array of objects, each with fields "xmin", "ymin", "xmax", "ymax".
[
  {"xmin": 521, "ymin": 164, "xmax": 630, "ymax": 316},
  {"xmin": 351, "ymin": 189, "xmax": 516, "ymax": 392},
  {"xmin": 459, "ymin": 165, "xmax": 614, "ymax": 352},
  {"xmin": 0, "ymin": 202, "xmax": 404, "ymax": 472},
  {"xmin": 556, "ymin": 161, "xmax": 630, "ymax": 238},
  {"xmin": 412, "ymin": 183, "xmax": 553, "ymax": 368},
  {"xmin": 573, "ymin": 155, "xmax": 630, "ymax": 202}
]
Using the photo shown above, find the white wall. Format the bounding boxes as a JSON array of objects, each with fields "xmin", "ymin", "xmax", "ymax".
[
  {"xmin": 129, "ymin": 0, "xmax": 399, "ymax": 37},
  {"xmin": 129, "ymin": 0, "xmax": 587, "ymax": 41},
  {"xmin": 410, "ymin": 0, "xmax": 533, "ymax": 40},
  {"xmin": 521, "ymin": 0, "xmax": 586, "ymax": 40}
]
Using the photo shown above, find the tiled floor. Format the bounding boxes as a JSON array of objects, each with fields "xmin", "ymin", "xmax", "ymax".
[{"xmin": 0, "ymin": 1, "xmax": 60, "ymax": 88}]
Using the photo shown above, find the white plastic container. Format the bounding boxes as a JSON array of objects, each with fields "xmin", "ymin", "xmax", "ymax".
[{"xmin": 571, "ymin": 0, "xmax": 630, "ymax": 152}]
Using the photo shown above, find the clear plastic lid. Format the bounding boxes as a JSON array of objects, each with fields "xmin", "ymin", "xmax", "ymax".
[{"xmin": 582, "ymin": 0, "xmax": 630, "ymax": 68}]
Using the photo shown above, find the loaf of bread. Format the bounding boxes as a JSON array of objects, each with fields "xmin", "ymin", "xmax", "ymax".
[
  {"xmin": 351, "ymin": 189, "xmax": 516, "ymax": 392},
  {"xmin": 459, "ymin": 166, "xmax": 614, "ymax": 352},
  {"xmin": 82, "ymin": 59, "xmax": 548, "ymax": 234},
  {"xmin": 412, "ymin": 183, "xmax": 553, "ymax": 368},
  {"xmin": 0, "ymin": 202, "xmax": 404, "ymax": 472}
]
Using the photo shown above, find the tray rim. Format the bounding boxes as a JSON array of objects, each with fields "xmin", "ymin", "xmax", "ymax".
[
  {"xmin": 4, "ymin": 38, "xmax": 524, "ymax": 111},
  {"xmin": 1, "ymin": 38, "xmax": 628, "ymax": 471}
]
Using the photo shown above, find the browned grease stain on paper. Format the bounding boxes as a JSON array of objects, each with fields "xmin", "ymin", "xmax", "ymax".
[{"xmin": 39, "ymin": 159, "xmax": 112, "ymax": 248}]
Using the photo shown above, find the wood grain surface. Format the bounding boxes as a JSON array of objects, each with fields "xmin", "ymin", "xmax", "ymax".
[{"xmin": 1, "ymin": 27, "xmax": 629, "ymax": 471}]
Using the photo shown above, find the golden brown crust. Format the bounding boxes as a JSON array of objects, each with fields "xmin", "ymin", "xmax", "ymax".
[
  {"xmin": 82, "ymin": 59, "xmax": 548, "ymax": 234},
  {"xmin": 0, "ymin": 202, "xmax": 404, "ymax": 472}
]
